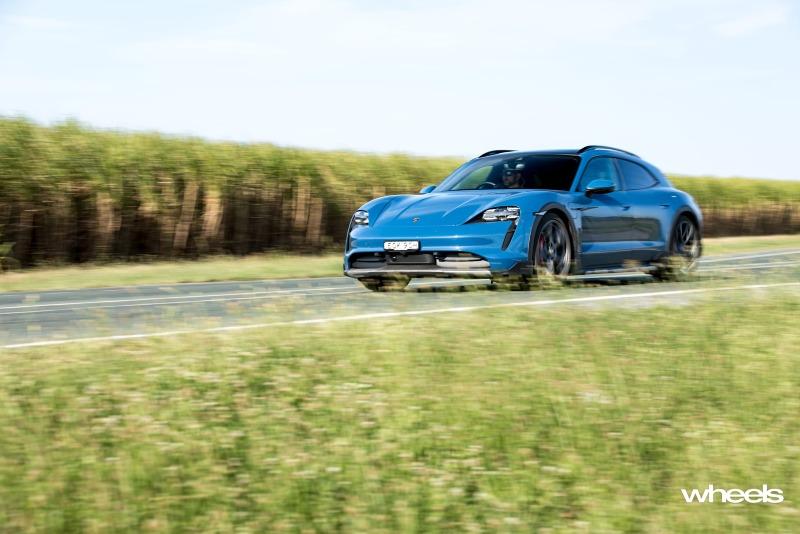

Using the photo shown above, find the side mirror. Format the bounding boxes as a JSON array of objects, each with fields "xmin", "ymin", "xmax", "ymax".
[
  {"xmin": 419, "ymin": 185, "xmax": 436, "ymax": 194},
  {"xmin": 585, "ymin": 179, "xmax": 615, "ymax": 195}
]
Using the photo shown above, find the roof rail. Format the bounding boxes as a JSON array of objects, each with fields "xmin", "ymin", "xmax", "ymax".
[
  {"xmin": 478, "ymin": 149, "xmax": 515, "ymax": 158},
  {"xmin": 577, "ymin": 145, "xmax": 639, "ymax": 158}
]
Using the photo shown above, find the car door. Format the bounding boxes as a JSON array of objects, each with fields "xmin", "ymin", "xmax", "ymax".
[
  {"xmin": 615, "ymin": 158, "xmax": 666, "ymax": 263},
  {"xmin": 570, "ymin": 156, "xmax": 635, "ymax": 269}
]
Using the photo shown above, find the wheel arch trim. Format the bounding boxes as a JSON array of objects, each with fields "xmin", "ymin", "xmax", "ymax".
[
  {"xmin": 528, "ymin": 202, "xmax": 581, "ymax": 273},
  {"xmin": 666, "ymin": 207, "xmax": 703, "ymax": 258}
]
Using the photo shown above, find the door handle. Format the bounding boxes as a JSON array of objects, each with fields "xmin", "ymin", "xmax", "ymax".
[
  {"xmin": 659, "ymin": 204, "xmax": 670, "ymax": 208},
  {"xmin": 621, "ymin": 205, "xmax": 631, "ymax": 211}
]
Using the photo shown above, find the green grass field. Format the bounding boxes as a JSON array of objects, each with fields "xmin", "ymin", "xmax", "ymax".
[
  {"xmin": 0, "ymin": 234, "xmax": 798, "ymax": 293},
  {"xmin": 1, "ymin": 290, "xmax": 799, "ymax": 532},
  {"xmin": 670, "ymin": 175, "xmax": 800, "ymax": 208},
  {"xmin": 699, "ymin": 234, "xmax": 800, "ymax": 255}
]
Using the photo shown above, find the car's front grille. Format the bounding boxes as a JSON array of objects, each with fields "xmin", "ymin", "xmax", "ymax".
[{"xmin": 387, "ymin": 253, "xmax": 435, "ymax": 265}]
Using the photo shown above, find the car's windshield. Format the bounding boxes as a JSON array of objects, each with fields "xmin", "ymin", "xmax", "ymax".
[{"xmin": 438, "ymin": 154, "xmax": 579, "ymax": 192}]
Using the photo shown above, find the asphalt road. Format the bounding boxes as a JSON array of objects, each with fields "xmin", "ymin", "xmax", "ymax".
[{"xmin": 2, "ymin": 249, "xmax": 800, "ymax": 349}]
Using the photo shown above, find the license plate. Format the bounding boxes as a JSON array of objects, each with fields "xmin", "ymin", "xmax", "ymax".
[{"xmin": 384, "ymin": 240, "xmax": 420, "ymax": 252}]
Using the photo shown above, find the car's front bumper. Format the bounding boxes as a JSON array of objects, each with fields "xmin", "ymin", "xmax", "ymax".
[{"xmin": 344, "ymin": 221, "xmax": 531, "ymax": 279}]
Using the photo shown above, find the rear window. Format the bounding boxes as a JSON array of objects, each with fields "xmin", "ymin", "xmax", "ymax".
[
  {"xmin": 441, "ymin": 155, "xmax": 579, "ymax": 191},
  {"xmin": 617, "ymin": 159, "xmax": 658, "ymax": 190}
]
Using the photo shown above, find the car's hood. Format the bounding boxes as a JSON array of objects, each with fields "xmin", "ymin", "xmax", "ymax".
[{"xmin": 369, "ymin": 191, "xmax": 537, "ymax": 227}]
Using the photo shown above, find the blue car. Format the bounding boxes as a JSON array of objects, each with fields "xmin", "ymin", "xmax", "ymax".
[{"xmin": 344, "ymin": 146, "xmax": 702, "ymax": 291}]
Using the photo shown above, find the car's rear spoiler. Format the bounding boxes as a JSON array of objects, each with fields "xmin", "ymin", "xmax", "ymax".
[{"xmin": 577, "ymin": 145, "xmax": 639, "ymax": 158}]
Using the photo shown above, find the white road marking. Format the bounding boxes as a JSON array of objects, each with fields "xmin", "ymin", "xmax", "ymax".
[
  {"xmin": 0, "ymin": 280, "xmax": 493, "ymax": 316},
  {"xmin": 699, "ymin": 260, "xmax": 800, "ymax": 272},
  {"xmin": 1, "ymin": 248, "xmax": 799, "ymax": 317},
  {"xmin": 4, "ymin": 281, "xmax": 798, "ymax": 349},
  {"xmin": 0, "ymin": 289, "xmax": 366, "ymax": 316},
  {"xmin": 0, "ymin": 276, "xmax": 349, "ymax": 297},
  {"xmin": 699, "ymin": 250, "xmax": 800, "ymax": 263},
  {"xmin": 1, "ymin": 247, "xmax": 796, "ymax": 298},
  {"xmin": 567, "ymin": 272, "xmax": 647, "ymax": 280},
  {"xmin": 0, "ymin": 285, "xmax": 357, "ymax": 311},
  {"xmin": 410, "ymin": 279, "xmax": 488, "ymax": 287},
  {"xmin": 4, "ymin": 260, "xmax": 800, "ymax": 317}
]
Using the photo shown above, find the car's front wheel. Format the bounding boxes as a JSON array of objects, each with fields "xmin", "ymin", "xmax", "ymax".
[
  {"xmin": 493, "ymin": 213, "xmax": 573, "ymax": 290},
  {"xmin": 359, "ymin": 276, "xmax": 410, "ymax": 292},
  {"xmin": 653, "ymin": 215, "xmax": 700, "ymax": 281},
  {"xmin": 532, "ymin": 213, "xmax": 573, "ymax": 282}
]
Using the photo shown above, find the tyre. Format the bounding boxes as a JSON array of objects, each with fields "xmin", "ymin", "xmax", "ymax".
[
  {"xmin": 531, "ymin": 213, "xmax": 573, "ymax": 284},
  {"xmin": 653, "ymin": 215, "xmax": 700, "ymax": 281},
  {"xmin": 359, "ymin": 276, "xmax": 410, "ymax": 292}
]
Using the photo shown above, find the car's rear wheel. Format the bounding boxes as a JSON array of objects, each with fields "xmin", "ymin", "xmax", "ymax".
[
  {"xmin": 359, "ymin": 276, "xmax": 410, "ymax": 292},
  {"xmin": 653, "ymin": 215, "xmax": 700, "ymax": 281},
  {"xmin": 532, "ymin": 213, "xmax": 572, "ymax": 283}
]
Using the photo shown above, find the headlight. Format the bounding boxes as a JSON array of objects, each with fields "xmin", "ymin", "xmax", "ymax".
[
  {"xmin": 353, "ymin": 210, "xmax": 369, "ymax": 225},
  {"xmin": 481, "ymin": 206, "xmax": 520, "ymax": 222}
]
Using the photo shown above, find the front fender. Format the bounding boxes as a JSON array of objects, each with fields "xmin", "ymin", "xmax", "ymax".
[
  {"xmin": 526, "ymin": 201, "xmax": 581, "ymax": 272},
  {"xmin": 492, "ymin": 196, "xmax": 581, "ymax": 274}
]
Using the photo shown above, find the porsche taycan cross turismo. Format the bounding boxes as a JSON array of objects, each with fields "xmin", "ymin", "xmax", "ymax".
[{"xmin": 344, "ymin": 146, "xmax": 703, "ymax": 291}]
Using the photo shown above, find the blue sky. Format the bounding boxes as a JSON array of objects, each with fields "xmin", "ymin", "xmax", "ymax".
[{"xmin": 1, "ymin": 0, "xmax": 798, "ymax": 179}]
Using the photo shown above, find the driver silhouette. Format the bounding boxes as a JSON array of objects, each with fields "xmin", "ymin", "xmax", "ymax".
[{"xmin": 502, "ymin": 163, "xmax": 525, "ymax": 189}]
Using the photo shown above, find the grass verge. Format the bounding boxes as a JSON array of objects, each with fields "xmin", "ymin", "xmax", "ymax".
[
  {"xmin": 0, "ymin": 253, "xmax": 343, "ymax": 292},
  {"xmin": 1, "ymin": 292, "xmax": 799, "ymax": 531}
]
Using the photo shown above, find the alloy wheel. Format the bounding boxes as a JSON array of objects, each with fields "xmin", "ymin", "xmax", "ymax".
[
  {"xmin": 673, "ymin": 217, "xmax": 700, "ymax": 272},
  {"xmin": 535, "ymin": 217, "xmax": 571, "ymax": 277}
]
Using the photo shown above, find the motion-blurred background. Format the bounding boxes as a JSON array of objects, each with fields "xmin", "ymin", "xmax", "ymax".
[{"xmin": 1, "ymin": 0, "xmax": 799, "ymax": 268}]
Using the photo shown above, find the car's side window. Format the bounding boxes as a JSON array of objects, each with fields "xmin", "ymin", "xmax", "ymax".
[
  {"xmin": 577, "ymin": 157, "xmax": 621, "ymax": 191},
  {"xmin": 616, "ymin": 159, "xmax": 658, "ymax": 190}
]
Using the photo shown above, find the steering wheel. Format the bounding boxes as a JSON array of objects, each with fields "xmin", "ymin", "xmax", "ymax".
[{"xmin": 477, "ymin": 181, "xmax": 496, "ymax": 190}]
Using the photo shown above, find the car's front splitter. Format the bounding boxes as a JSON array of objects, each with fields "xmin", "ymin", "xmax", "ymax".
[{"xmin": 344, "ymin": 260, "xmax": 533, "ymax": 279}]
